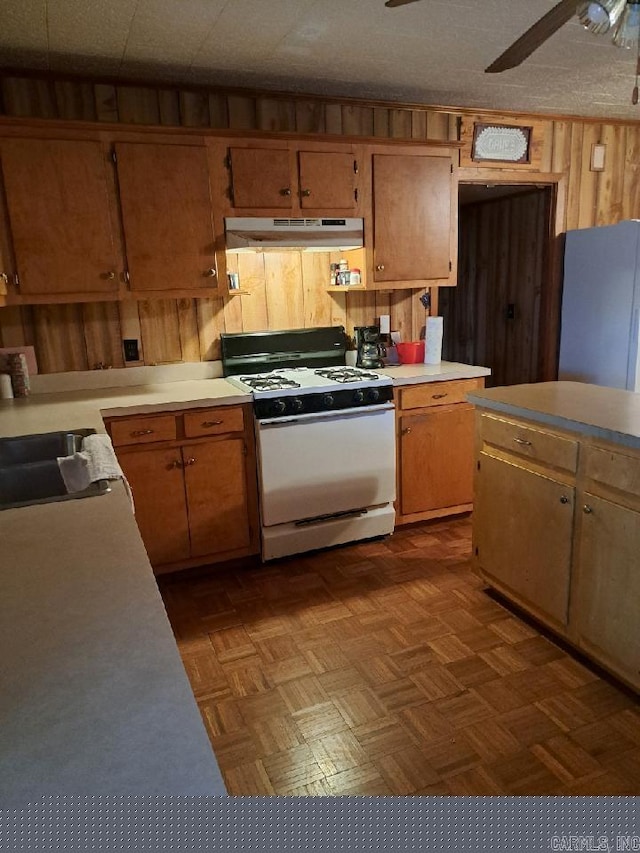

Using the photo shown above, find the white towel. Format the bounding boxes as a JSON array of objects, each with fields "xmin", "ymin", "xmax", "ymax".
[{"xmin": 57, "ymin": 434, "xmax": 134, "ymax": 511}]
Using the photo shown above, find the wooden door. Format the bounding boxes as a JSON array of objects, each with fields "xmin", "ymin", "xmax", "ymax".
[
  {"xmin": 400, "ymin": 404, "xmax": 474, "ymax": 515},
  {"xmin": 0, "ymin": 138, "xmax": 119, "ymax": 296},
  {"xmin": 118, "ymin": 447, "xmax": 190, "ymax": 567},
  {"xmin": 573, "ymin": 493, "xmax": 640, "ymax": 689},
  {"xmin": 183, "ymin": 438, "xmax": 251, "ymax": 558},
  {"xmin": 298, "ymin": 151, "xmax": 355, "ymax": 210},
  {"xmin": 372, "ymin": 153, "xmax": 451, "ymax": 282},
  {"xmin": 474, "ymin": 452, "xmax": 574, "ymax": 627},
  {"xmin": 115, "ymin": 142, "xmax": 218, "ymax": 291},
  {"xmin": 229, "ymin": 147, "xmax": 292, "ymax": 209}
]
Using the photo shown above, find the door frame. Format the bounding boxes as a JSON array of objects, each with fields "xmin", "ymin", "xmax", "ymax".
[{"xmin": 457, "ymin": 168, "xmax": 567, "ymax": 382}]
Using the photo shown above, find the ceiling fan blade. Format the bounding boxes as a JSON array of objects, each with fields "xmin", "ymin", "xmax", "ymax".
[
  {"xmin": 485, "ymin": 0, "xmax": 577, "ymax": 73},
  {"xmin": 385, "ymin": 0, "xmax": 422, "ymax": 7}
]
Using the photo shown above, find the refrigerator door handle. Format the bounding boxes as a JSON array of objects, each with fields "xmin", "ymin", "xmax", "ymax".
[{"xmin": 629, "ymin": 307, "xmax": 640, "ymax": 391}]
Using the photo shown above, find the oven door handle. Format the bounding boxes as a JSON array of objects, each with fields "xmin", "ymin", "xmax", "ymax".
[{"xmin": 257, "ymin": 402, "xmax": 394, "ymax": 427}]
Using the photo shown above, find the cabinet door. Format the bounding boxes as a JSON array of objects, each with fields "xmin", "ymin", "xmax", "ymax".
[
  {"xmin": 574, "ymin": 493, "xmax": 640, "ymax": 689},
  {"xmin": 298, "ymin": 151, "xmax": 356, "ymax": 210},
  {"xmin": 474, "ymin": 452, "xmax": 574, "ymax": 627},
  {"xmin": 118, "ymin": 447, "xmax": 190, "ymax": 567},
  {"xmin": 400, "ymin": 403, "xmax": 474, "ymax": 515},
  {"xmin": 183, "ymin": 438, "xmax": 251, "ymax": 558},
  {"xmin": 115, "ymin": 142, "xmax": 218, "ymax": 291},
  {"xmin": 372, "ymin": 153, "xmax": 452, "ymax": 283},
  {"xmin": 229, "ymin": 147, "xmax": 292, "ymax": 209},
  {"xmin": 0, "ymin": 138, "xmax": 119, "ymax": 296}
]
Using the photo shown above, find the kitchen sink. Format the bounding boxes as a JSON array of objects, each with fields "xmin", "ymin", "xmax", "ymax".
[
  {"xmin": 0, "ymin": 428, "xmax": 110, "ymax": 510},
  {"xmin": 0, "ymin": 428, "xmax": 95, "ymax": 466}
]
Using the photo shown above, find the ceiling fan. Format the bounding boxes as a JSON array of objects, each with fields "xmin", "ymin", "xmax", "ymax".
[{"xmin": 385, "ymin": 0, "xmax": 640, "ymax": 103}]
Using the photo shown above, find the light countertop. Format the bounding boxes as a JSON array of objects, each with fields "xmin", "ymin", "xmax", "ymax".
[
  {"xmin": 380, "ymin": 361, "xmax": 490, "ymax": 386},
  {"xmin": 469, "ymin": 380, "xmax": 640, "ymax": 450}
]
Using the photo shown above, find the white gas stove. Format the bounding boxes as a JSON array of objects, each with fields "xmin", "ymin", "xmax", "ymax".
[{"xmin": 222, "ymin": 327, "xmax": 396, "ymax": 561}]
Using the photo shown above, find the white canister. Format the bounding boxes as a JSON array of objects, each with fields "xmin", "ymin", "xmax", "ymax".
[
  {"xmin": 424, "ymin": 316, "xmax": 444, "ymax": 364},
  {"xmin": 0, "ymin": 372, "xmax": 14, "ymax": 399}
]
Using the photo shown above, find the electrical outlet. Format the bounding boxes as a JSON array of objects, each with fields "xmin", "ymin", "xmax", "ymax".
[{"xmin": 123, "ymin": 339, "xmax": 140, "ymax": 362}]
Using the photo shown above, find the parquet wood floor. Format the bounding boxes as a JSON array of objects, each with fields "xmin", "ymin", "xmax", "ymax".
[{"xmin": 158, "ymin": 515, "xmax": 640, "ymax": 795}]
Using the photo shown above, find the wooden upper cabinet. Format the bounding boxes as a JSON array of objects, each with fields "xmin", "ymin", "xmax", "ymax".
[
  {"xmin": 114, "ymin": 142, "xmax": 219, "ymax": 292},
  {"xmin": 229, "ymin": 147, "xmax": 292, "ymax": 209},
  {"xmin": 297, "ymin": 151, "xmax": 356, "ymax": 210},
  {"xmin": 227, "ymin": 144, "xmax": 358, "ymax": 212},
  {"xmin": 0, "ymin": 138, "xmax": 120, "ymax": 297},
  {"xmin": 371, "ymin": 151, "xmax": 454, "ymax": 286}
]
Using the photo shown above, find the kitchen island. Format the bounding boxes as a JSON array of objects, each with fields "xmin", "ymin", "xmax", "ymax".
[{"xmin": 469, "ymin": 381, "xmax": 640, "ymax": 693}]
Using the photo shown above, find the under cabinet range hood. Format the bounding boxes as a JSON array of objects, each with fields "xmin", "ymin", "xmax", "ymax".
[{"xmin": 224, "ymin": 217, "xmax": 364, "ymax": 251}]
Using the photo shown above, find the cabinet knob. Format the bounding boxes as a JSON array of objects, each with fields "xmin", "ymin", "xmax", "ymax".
[
  {"xmin": 204, "ymin": 268, "xmax": 217, "ymax": 278},
  {"xmin": 402, "ymin": 427, "xmax": 412, "ymax": 435},
  {"xmin": 280, "ymin": 188, "xmax": 292, "ymax": 197},
  {"xmin": 376, "ymin": 264, "xmax": 385, "ymax": 272},
  {"xmin": 583, "ymin": 504, "xmax": 593, "ymax": 514},
  {"xmin": 171, "ymin": 459, "xmax": 182, "ymax": 469},
  {"xmin": 559, "ymin": 495, "xmax": 570, "ymax": 504},
  {"xmin": 301, "ymin": 189, "xmax": 311, "ymax": 197},
  {"xmin": 185, "ymin": 457, "xmax": 196, "ymax": 466},
  {"xmin": 103, "ymin": 271, "xmax": 116, "ymax": 280}
]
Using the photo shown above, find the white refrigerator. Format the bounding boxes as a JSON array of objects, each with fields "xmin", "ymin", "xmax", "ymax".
[{"xmin": 559, "ymin": 220, "xmax": 640, "ymax": 391}]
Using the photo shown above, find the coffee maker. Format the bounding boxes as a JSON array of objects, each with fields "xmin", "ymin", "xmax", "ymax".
[{"xmin": 354, "ymin": 325, "xmax": 385, "ymax": 369}]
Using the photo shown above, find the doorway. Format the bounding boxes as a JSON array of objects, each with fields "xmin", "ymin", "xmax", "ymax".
[{"xmin": 440, "ymin": 182, "xmax": 555, "ymax": 388}]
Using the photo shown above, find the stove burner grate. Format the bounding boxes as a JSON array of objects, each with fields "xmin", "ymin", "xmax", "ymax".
[
  {"xmin": 314, "ymin": 367, "xmax": 382, "ymax": 384},
  {"xmin": 238, "ymin": 375, "xmax": 301, "ymax": 391}
]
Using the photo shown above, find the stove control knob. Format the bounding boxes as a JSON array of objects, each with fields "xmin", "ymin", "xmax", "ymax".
[
  {"xmin": 291, "ymin": 397, "xmax": 304, "ymax": 413},
  {"xmin": 367, "ymin": 388, "xmax": 381, "ymax": 403},
  {"xmin": 353, "ymin": 389, "xmax": 365, "ymax": 404},
  {"xmin": 271, "ymin": 399, "xmax": 287, "ymax": 415},
  {"xmin": 322, "ymin": 393, "xmax": 335, "ymax": 408}
]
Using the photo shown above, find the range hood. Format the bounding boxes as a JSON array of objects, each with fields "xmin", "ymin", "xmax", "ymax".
[{"xmin": 224, "ymin": 217, "xmax": 364, "ymax": 251}]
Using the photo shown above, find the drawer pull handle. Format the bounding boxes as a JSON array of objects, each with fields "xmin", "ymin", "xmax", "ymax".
[
  {"xmin": 132, "ymin": 429, "xmax": 154, "ymax": 437},
  {"xmin": 202, "ymin": 420, "xmax": 223, "ymax": 428},
  {"xmin": 513, "ymin": 437, "xmax": 532, "ymax": 446},
  {"xmin": 583, "ymin": 504, "xmax": 593, "ymax": 514},
  {"xmin": 171, "ymin": 459, "xmax": 182, "ymax": 469},
  {"xmin": 185, "ymin": 457, "xmax": 196, "ymax": 466},
  {"xmin": 559, "ymin": 495, "xmax": 570, "ymax": 504},
  {"xmin": 432, "ymin": 393, "xmax": 448, "ymax": 400}
]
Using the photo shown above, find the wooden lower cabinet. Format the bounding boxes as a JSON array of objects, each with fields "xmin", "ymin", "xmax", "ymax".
[
  {"xmin": 474, "ymin": 452, "xmax": 574, "ymax": 628},
  {"xmin": 108, "ymin": 404, "xmax": 259, "ymax": 572},
  {"xmin": 473, "ymin": 409, "xmax": 640, "ymax": 692},
  {"xmin": 395, "ymin": 378, "xmax": 483, "ymax": 525},
  {"xmin": 572, "ymin": 493, "xmax": 640, "ymax": 689},
  {"xmin": 118, "ymin": 446, "xmax": 191, "ymax": 566}
]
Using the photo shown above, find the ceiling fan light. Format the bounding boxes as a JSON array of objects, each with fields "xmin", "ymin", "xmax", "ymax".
[
  {"xmin": 612, "ymin": 1, "xmax": 640, "ymax": 47},
  {"xmin": 577, "ymin": 0, "xmax": 627, "ymax": 34}
]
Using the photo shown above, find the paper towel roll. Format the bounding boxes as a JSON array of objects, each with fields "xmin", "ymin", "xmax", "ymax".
[
  {"xmin": 0, "ymin": 373, "xmax": 13, "ymax": 399},
  {"xmin": 424, "ymin": 316, "xmax": 443, "ymax": 364}
]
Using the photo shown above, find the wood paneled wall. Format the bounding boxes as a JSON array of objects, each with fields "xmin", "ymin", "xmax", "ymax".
[
  {"xmin": 1, "ymin": 74, "xmax": 640, "ymax": 373},
  {"xmin": 441, "ymin": 189, "xmax": 551, "ymax": 387}
]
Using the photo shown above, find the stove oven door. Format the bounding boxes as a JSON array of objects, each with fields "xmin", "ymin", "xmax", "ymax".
[{"xmin": 256, "ymin": 403, "xmax": 396, "ymax": 527}]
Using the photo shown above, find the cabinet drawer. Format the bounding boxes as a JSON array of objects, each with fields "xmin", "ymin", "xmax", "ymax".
[
  {"xmin": 481, "ymin": 414, "xmax": 578, "ymax": 473},
  {"xmin": 583, "ymin": 444, "xmax": 640, "ymax": 497},
  {"xmin": 399, "ymin": 378, "xmax": 481, "ymax": 410},
  {"xmin": 109, "ymin": 414, "xmax": 177, "ymax": 447},
  {"xmin": 184, "ymin": 406, "xmax": 244, "ymax": 438}
]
